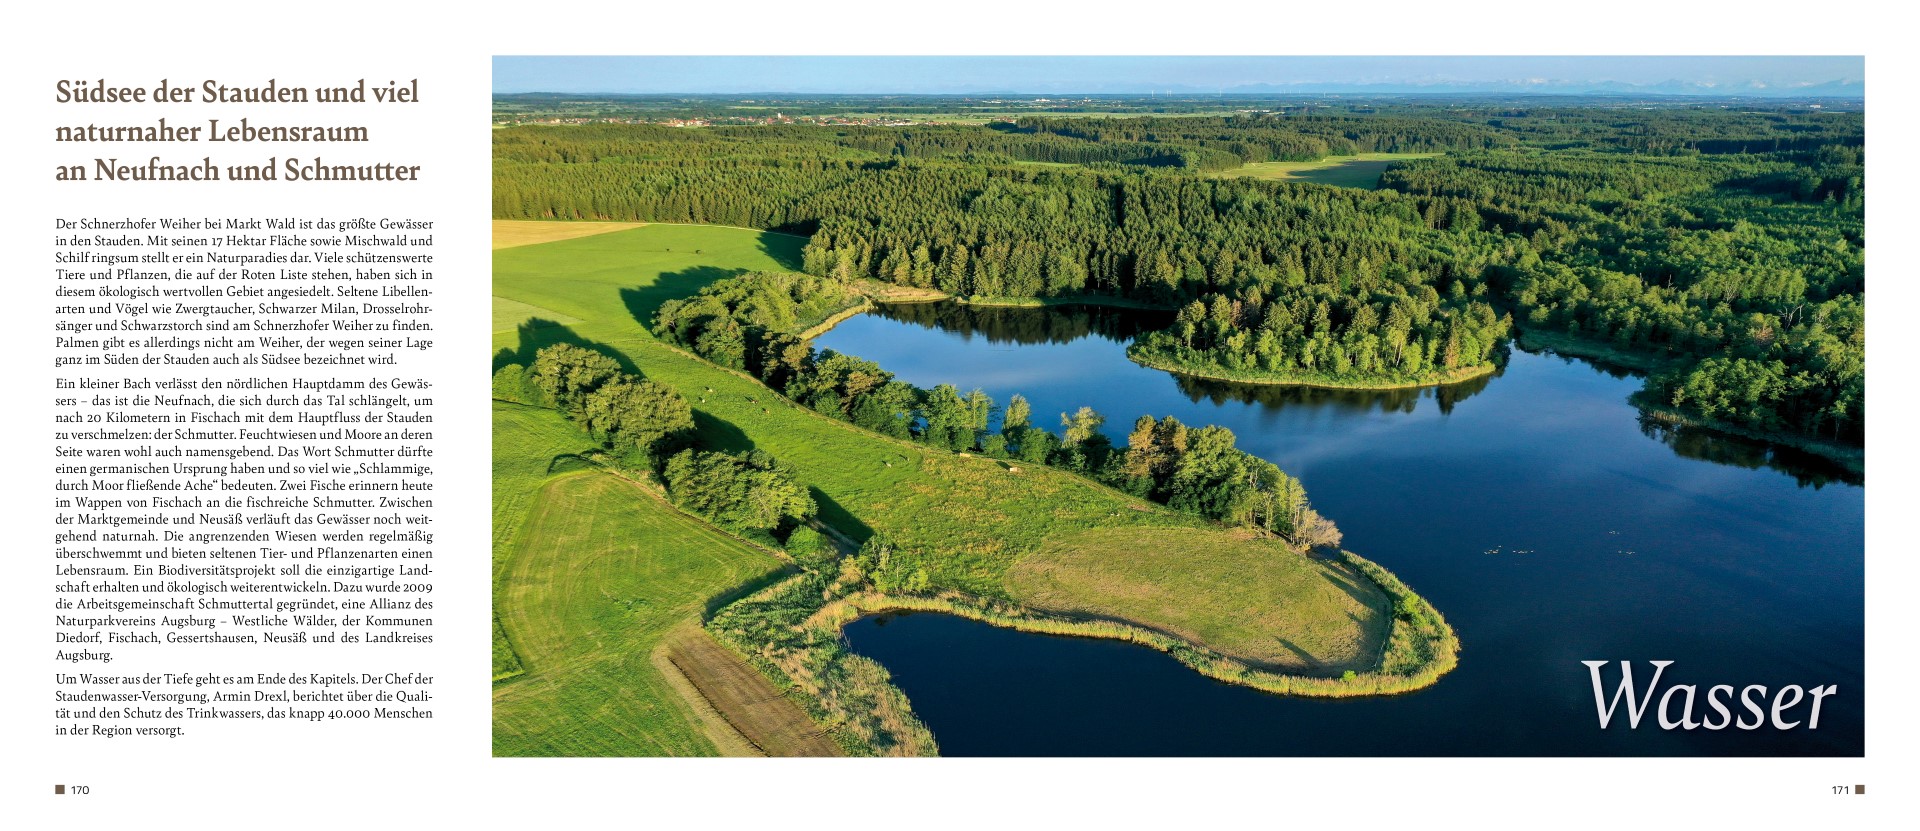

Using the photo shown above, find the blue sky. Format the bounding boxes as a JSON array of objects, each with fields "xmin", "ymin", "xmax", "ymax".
[{"xmin": 492, "ymin": 56, "xmax": 1864, "ymax": 95}]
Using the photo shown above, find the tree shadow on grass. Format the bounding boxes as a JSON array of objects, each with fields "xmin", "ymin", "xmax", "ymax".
[
  {"xmin": 756, "ymin": 230, "xmax": 809, "ymax": 271},
  {"xmin": 490, "ymin": 318, "xmax": 639, "ymax": 376},
  {"xmin": 1320, "ymin": 559, "xmax": 1393, "ymax": 619},
  {"xmin": 687, "ymin": 405, "xmax": 874, "ymax": 548},
  {"xmin": 1269, "ymin": 636, "xmax": 1326, "ymax": 671},
  {"xmin": 620, "ymin": 266, "xmax": 746, "ymax": 330},
  {"xmin": 690, "ymin": 409, "xmax": 755, "ymax": 456},
  {"xmin": 703, "ymin": 564, "xmax": 797, "ymax": 622},
  {"xmin": 808, "ymin": 486, "xmax": 875, "ymax": 547}
]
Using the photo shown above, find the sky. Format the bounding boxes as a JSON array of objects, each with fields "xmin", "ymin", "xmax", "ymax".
[{"xmin": 492, "ymin": 56, "xmax": 1864, "ymax": 96}]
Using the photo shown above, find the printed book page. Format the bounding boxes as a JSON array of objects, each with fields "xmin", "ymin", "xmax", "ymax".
[{"xmin": 4, "ymin": 3, "xmax": 1912, "ymax": 828}]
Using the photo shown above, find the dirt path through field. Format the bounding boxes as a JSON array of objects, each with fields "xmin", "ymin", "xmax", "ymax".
[{"xmin": 656, "ymin": 626, "xmax": 843, "ymax": 757}]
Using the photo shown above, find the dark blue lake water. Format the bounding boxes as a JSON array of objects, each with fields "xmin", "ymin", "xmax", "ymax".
[{"xmin": 818, "ymin": 302, "xmax": 1864, "ymax": 756}]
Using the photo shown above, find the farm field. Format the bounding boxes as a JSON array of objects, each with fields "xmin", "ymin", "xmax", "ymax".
[
  {"xmin": 656, "ymin": 626, "xmax": 842, "ymax": 757},
  {"xmin": 490, "ymin": 218, "xmax": 645, "ymax": 249},
  {"xmin": 490, "ymin": 221, "xmax": 1390, "ymax": 678},
  {"xmin": 1211, "ymin": 152, "xmax": 1439, "ymax": 188},
  {"xmin": 490, "ymin": 400, "xmax": 600, "ymax": 681},
  {"xmin": 490, "ymin": 461, "xmax": 784, "ymax": 757}
]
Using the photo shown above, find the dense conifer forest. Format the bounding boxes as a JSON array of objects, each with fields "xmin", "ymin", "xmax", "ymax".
[{"xmin": 494, "ymin": 101, "xmax": 1863, "ymax": 446}]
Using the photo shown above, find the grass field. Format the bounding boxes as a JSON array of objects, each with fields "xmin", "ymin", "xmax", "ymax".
[
  {"xmin": 491, "ymin": 296, "xmax": 579, "ymax": 336},
  {"xmin": 491, "ymin": 464, "xmax": 784, "ymax": 756},
  {"xmin": 1007, "ymin": 527, "xmax": 1386, "ymax": 670},
  {"xmin": 1212, "ymin": 153, "xmax": 1438, "ymax": 189},
  {"xmin": 490, "ymin": 401, "xmax": 601, "ymax": 681},
  {"xmin": 491, "ymin": 218, "xmax": 645, "ymax": 249},
  {"xmin": 492, "ymin": 222, "xmax": 1390, "ymax": 672}
]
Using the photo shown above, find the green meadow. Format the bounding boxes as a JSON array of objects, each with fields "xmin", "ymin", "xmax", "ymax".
[
  {"xmin": 490, "ymin": 401, "xmax": 599, "ymax": 681},
  {"xmin": 489, "ymin": 454, "xmax": 783, "ymax": 756},
  {"xmin": 1009, "ymin": 527, "xmax": 1385, "ymax": 670},
  {"xmin": 1212, "ymin": 153, "xmax": 1439, "ymax": 189},
  {"xmin": 491, "ymin": 221, "xmax": 1445, "ymax": 753}
]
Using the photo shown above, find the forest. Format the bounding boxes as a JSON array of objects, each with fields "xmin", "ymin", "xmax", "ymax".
[
  {"xmin": 499, "ymin": 281, "xmax": 1339, "ymax": 551},
  {"xmin": 651, "ymin": 272, "xmax": 1340, "ymax": 547},
  {"xmin": 494, "ymin": 101, "xmax": 1863, "ymax": 446}
]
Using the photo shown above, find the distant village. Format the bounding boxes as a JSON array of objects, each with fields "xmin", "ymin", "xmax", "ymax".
[
  {"xmin": 488, "ymin": 96, "xmax": 1206, "ymax": 127},
  {"xmin": 494, "ymin": 112, "xmax": 940, "ymax": 127}
]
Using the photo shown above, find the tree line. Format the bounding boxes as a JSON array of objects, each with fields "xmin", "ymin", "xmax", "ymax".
[
  {"xmin": 652, "ymin": 273, "xmax": 1341, "ymax": 548},
  {"xmin": 494, "ymin": 343, "xmax": 815, "ymax": 544},
  {"xmin": 495, "ymin": 104, "xmax": 1863, "ymax": 443},
  {"xmin": 1006, "ymin": 113, "xmax": 1514, "ymax": 161},
  {"xmin": 1382, "ymin": 146, "xmax": 1862, "ymax": 442}
]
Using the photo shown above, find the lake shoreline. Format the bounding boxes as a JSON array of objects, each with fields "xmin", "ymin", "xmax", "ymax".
[
  {"xmin": 1629, "ymin": 395, "xmax": 1865, "ymax": 474},
  {"xmin": 1513, "ymin": 328, "xmax": 1863, "ymax": 473},
  {"xmin": 804, "ymin": 256, "xmax": 1861, "ymax": 756},
  {"xmin": 819, "ymin": 287, "xmax": 1503, "ymax": 392},
  {"xmin": 955, "ymin": 294, "xmax": 1173, "ymax": 311},
  {"xmin": 1513, "ymin": 327, "xmax": 1680, "ymax": 374},
  {"xmin": 825, "ymin": 543, "xmax": 1459, "ymax": 700},
  {"xmin": 839, "ymin": 282, "xmax": 1175, "ymax": 313},
  {"xmin": 795, "ymin": 298, "xmax": 874, "ymax": 341},
  {"xmin": 1128, "ymin": 346, "xmax": 1500, "ymax": 391}
]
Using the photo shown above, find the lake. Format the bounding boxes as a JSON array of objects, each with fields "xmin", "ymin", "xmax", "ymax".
[{"xmin": 817, "ymin": 301, "xmax": 1865, "ymax": 756}]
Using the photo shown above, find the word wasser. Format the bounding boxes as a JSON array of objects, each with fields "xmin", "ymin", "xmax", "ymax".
[{"xmin": 1582, "ymin": 660, "xmax": 1837, "ymax": 730}]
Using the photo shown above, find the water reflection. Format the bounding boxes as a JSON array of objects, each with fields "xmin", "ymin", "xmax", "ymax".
[
  {"xmin": 1637, "ymin": 414, "xmax": 1861, "ymax": 489},
  {"xmin": 825, "ymin": 301, "xmax": 1852, "ymax": 489},
  {"xmin": 1172, "ymin": 366, "xmax": 1500, "ymax": 416},
  {"xmin": 818, "ymin": 300, "xmax": 1863, "ymax": 756},
  {"xmin": 865, "ymin": 300, "xmax": 1499, "ymax": 417}
]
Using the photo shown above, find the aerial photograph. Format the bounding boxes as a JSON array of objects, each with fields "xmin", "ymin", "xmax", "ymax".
[{"xmin": 488, "ymin": 56, "xmax": 1863, "ymax": 757}]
